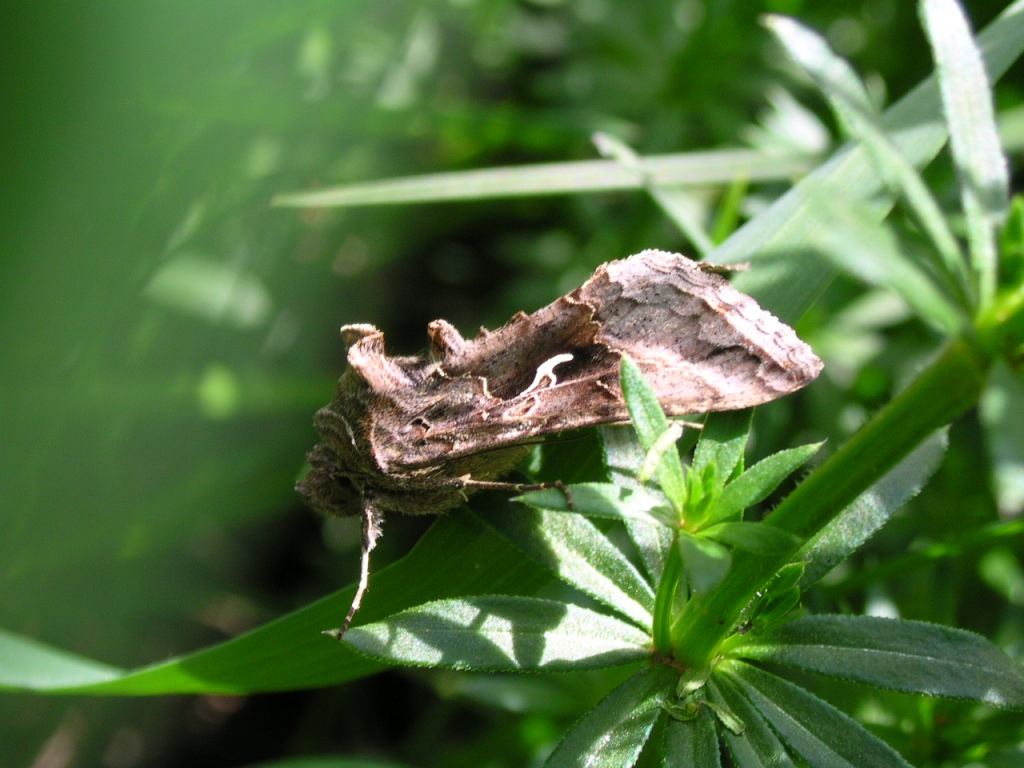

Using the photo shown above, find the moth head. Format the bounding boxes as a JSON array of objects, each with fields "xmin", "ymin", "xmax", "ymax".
[{"xmin": 296, "ymin": 445, "xmax": 364, "ymax": 517}]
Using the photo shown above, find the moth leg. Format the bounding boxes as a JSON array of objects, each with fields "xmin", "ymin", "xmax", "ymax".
[
  {"xmin": 324, "ymin": 501, "xmax": 385, "ymax": 641},
  {"xmin": 459, "ymin": 478, "xmax": 575, "ymax": 509}
]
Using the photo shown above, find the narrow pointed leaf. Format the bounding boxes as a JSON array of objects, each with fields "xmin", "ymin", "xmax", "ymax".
[
  {"xmin": 922, "ymin": 0, "xmax": 1010, "ymax": 306},
  {"xmin": 639, "ymin": 423, "xmax": 687, "ymax": 484},
  {"xmin": 723, "ymin": 662, "xmax": 913, "ymax": 767},
  {"xmin": 764, "ymin": 14, "xmax": 971, "ymax": 305},
  {"xmin": 516, "ymin": 482, "xmax": 674, "ymax": 527},
  {"xmin": 664, "ymin": 707, "xmax": 722, "ymax": 768},
  {"xmin": 481, "ymin": 505, "xmax": 655, "ymax": 629},
  {"xmin": 707, "ymin": 677, "xmax": 797, "ymax": 768},
  {"xmin": 733, "ymin": 614, "xmax": 1024, "ymax": 707},
  {"xmin": 693, "ymin": 410, "xmax": 752, "ymax": 481},
  {"xmin": 0, "ymin": 629, "xmax": 125, "ymax": 691},
  {"xmin": 544, "ymin": 664, "xmax": 675, "ymax": 768},
  {"xmin": 802, "ymin": 184, "xmax": 968, "ymax": 334},
  {"xmin": 620, "ymin": 356, "xmax": 688, "ymax": 510},
  {"xmin": 594, "ymin": 132, "xmax": 716, "ymax": 257},
  {"xmin": 711, "ymin": 2, "xmax": 1024, "ymax": 328},
  {"xmin": 798, "ymin": 429, "xmax": 948, "ymax": 586},
  {"xmin": 701, "ymin": 522, "xmax": 799, "ymax": 555},
  {"xmin": 713, "ymin": 443, "xmax": 823, "ymax": 523},
  {"xmin": 0, "ymin": 508, "xmax": 550, "ymax": 695},
  {"xmin": 272, "ymin": 148, "xmax": 815, "ymax": 208},
  {"xmin": 677, "ymin": 533, "xmax": 732, "ymax": 596},
  {"xmin": 345, "ymin": 597, "xmax": 651, "ymax": 672},
  {"xmin": 601, "ymin": 424, "xmax": 675, "ymax": 583},
  {"xmin": 980, "ymin": 363, "xmax": 1024, "ymax": 516}
]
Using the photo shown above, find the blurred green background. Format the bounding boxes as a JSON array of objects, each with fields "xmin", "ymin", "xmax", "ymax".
[{"xmin": 1, "ymin": 1, "xmax": 1020, "ymax": 766}]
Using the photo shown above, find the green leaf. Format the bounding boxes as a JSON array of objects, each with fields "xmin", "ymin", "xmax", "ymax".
[
  {"xmin": 798, "ymin": 429, "xmax": 948, "ymax": 586},
  {"xmin": 737, "ymin": 563, "xmax": 806, "ymax": 636},
  {"xmin": 601, "ymin": 425, "xmax": 675, "ymax": 584},
  {"xmin": 593, "ymin": 132, "xmax": 716, "ymax": 257},
  {"xmin": 922, "ymin": 0, "xmax": 1010, "ymax": 306},
  {"xmin": 802, "ymin": 184, "xmax": 969, "ymax": 334},
  {"xmin": 516, "ymin": 482, "xmax": 674, "ymax": 527},
  {"xmin": 764, "ymin": 14, "xmax": 971, "ymax": 308},
  {"xmin": 0, "ymin": 628, "xmax": 125, "ymax": 691},
  {"xmin": 663, "ymin": 707, "xmax": 722, "ymax": 768},
  {"xmin": 0, "ymin": 508, "xmax": 551, "ymax": 694},
  {"xmin": 516, "ymin": 487, "xmax": 675, "ymax": 528},
  {"xmin": 701, "ymin": 522, "xmax": 799, "ymax": 555},
  {"xmin": 344, "ymin": 597, "xmax": 651, "ymax": 672},
  {"xmin": 716, "ymin": 1, "xmax": 1024, "ymax": 326},
  {"xmin": 732, "ymin": 615, "xmax": 1024, "ymax": 707},
  {"xmin": 723, "ymin": 661, "xmax": 913, "ymax": 767},
  {"xmin": 980, "ymin": 363, "xmax": 1024, "ymax": 516},
  {"xmin": 271, "ymin": 148, "xmax": 815, "ymax": 209},
  {"xmin": 712, "ymin": 443, "xmax": 823, "ymax": 523},
  {"xmin": 677, "ymin": 533, "xmax": 731, "ymax": 596},
  {"xmin": 620, "ymin": 356, "xmax": 688, "ymax": 512},
  {"xmin": 544, "ymin": 664, "xmax": 675, "ymax": 768},
  {"xmin": 479, "ymin": 504, "xmax": 655, "ymax": 629},
  {"xmin": 673, "ymin": 340, "xmax": 988, "ymax": 667},
  {"xmin": 707, "ymin": 677, "xmax": 796, "ymax": 768},
  {"xmin": 638, "ymin": 422, "xmax": 687, "ymax": 484},
  {"xmin": 692, "ymin": 410, "xmax": 752, "ymax": 481}
]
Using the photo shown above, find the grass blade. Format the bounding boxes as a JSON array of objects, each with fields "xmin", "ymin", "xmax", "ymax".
[
  {"xmin": 272, "ymin": 149, "xmax": 815, "ymax": 208},
  {"xmin": 921, "ymin": 0, "xmax": 1010, "ymax": 307},
  {"xmin": 716, "ymin": 0, "xmax": 1024, "ymax": 325},
  {"xmin": 764, "ymin": 14, "xmax": 971, "ymax": 307}
]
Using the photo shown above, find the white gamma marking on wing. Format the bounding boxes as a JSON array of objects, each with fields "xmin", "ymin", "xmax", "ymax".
[{"xmin": 520, "ymin": 353, "xmax": 574, "ymax": 395}]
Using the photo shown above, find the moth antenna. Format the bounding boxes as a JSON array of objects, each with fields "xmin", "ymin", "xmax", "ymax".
[{"xmin": 324, "ymin": 502, "xmax": 384, "ymax": 641}]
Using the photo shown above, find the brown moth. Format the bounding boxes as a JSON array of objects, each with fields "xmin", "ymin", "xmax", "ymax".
[{"xmin": 298, "ymin": 249, "xmax": 822, "ymax": 637}]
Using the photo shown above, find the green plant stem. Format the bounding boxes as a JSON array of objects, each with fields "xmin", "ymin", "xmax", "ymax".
[
  {"xmin": 672, "ymin": 338, "xmax": 990, "ymax": 667},
  {"xmin": 977, "ymin": 279, "xmax": 1024, "ymax": 363},
  {"xmin": 653, "ymin": 535, "xmax": 684, "ymax": 657}
]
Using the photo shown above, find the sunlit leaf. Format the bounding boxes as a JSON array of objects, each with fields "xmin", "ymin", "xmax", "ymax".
[
  {"xmin": 479, "ymin": 504, "xmax": 655, "ymax": 629},
  {"xmin": 716, "ymin": 1, "xmax": 1024, "ymax": 325},
  {"xmin": 732, "ymin": 614, "xmax": 1024, "ymax": 707},
  {"xmin": 601, "ymin": 425, "xmax": 675, "ymax": 584},
  {"xmin": 922, "ymin": 0, "xmax": 1010, "ymax": 306},
  {"xmin": 515, "ymin": 482, "xmax": 674, "ymax": 527},
  {"xmin": 712, "ymin": 443, "xmax": 823, "ymax": 524},
  {"xmin": 620, "ymin": 357, "xmax": 687, "ymax": 512},
  {"xmin": 593, "ymin": 132, "xmax": 716, "ymax": 257},
  {"xmin": 723, "ymin": 661, "xmax": 913, "ymax": 767},
  {"xmin": 345, "ymin": 597, "xmax": 651, "ymax": 672},
  {"xmin": 801, "ymin": 184, "xmax": 968, "ymax": 335},
  {"xmin": 272, "ymin": 149, "xmax": 815, "ymax": 208},
  {"xmin": 798, "ymin": 429, "xmax": 948, "ymax": 586},
  {"xmin": 544, "ymin": 664, "xmax": 675, "ymax": 768},
  {"xmin": 0, "ymin": 509, "xmax": 550, "ymax": 694},
  {"xmin": 692, "ymin": 410, "xmax": 752, "ymax": 482},
  {"xmin": 763, "ymin": 14, "xmax": 971, "ymax": 308}
]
